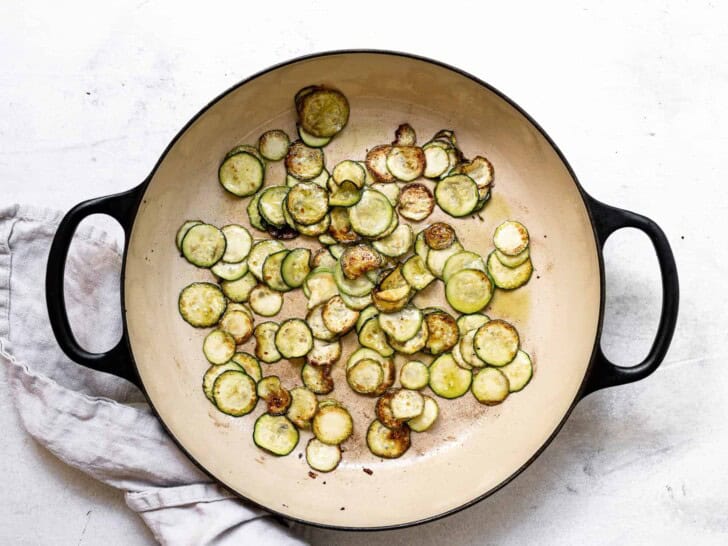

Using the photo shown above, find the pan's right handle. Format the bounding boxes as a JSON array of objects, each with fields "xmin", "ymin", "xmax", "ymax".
[
  {"xmin": 581, "ymin": 196, "xmax": 679, "ymax": 397},
  {"xmin": 45, "ymin": 185, "xmax": 145, "ymax": 387}
]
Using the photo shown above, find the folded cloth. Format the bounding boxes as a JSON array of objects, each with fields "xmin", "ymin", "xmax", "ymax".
[{"xmin": 0, "ymin": 205, "xmax": 306, "ymax": 545}]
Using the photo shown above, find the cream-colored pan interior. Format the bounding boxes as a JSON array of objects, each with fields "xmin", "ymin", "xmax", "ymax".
[{"xmin": 124, "ymin": 52, "xmax": 601, "ymax": 528}]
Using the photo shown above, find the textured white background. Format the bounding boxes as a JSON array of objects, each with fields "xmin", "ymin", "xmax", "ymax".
[{"xmin": 1, "ymin": 1, "xmax": 726, "ymax": 544}]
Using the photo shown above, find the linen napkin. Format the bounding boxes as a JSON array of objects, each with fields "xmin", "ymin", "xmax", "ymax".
[{"xmin": 0, "ymin": 204, "xmax": 306, "ymax": 545}]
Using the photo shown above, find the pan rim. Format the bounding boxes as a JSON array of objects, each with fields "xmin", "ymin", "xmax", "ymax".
[{"xmin": 121, "ymin": 49, "xmax": 605, "ymax": 531}]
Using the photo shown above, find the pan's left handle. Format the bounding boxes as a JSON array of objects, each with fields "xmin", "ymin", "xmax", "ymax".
[{"xmin": 45, "ymin": 184, "xmax": 146, "ymax": 387}]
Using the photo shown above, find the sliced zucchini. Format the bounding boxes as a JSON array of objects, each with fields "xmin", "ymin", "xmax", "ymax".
[
  {"xmin": 400, "ymin": 360, "xmax": 429, "ymax": 390},
  {"xmin": 332, "ymin": 160, "xmax": 366, "ymax": 188},
  {"xmin": 294, "ymin": 213, "xmax": 330, "ymax": 237},
  {"xmin": 298, "ymin": 124, "xmax": 331, "ymax": 148},
  {"xmin": 442, "ymin": 251, "xmax": 486, "ymax": 282},
  {"xmin": 249, "ymin": 284, "xmax": 283, "ymax": 316},
  {"xmin": 435, "ymin": 174, "xmax": 479, "ymax": 217},
  {"xmin": 459, "ymin": 329, "xmax": 488, "ymax": 368},
  {"xmin": 306, "ymin": 338, "xmax": 342, "ymax": 367},
  {"xmin": 472, "ymin": 368, "xmax": 510, "ymax": 405},
  {"xmin": 248, "ymin": 240, "xmax": 286, "ymax": 280},
  {"xmin": 334, "ymin": 261, "xmax": 373, "ymax": 297},
  {"xmin": 262, "ymin": 250, "xmax": 290, "ymax": 292},
  {"xmin": 178, "ymin": 282, "xmax": 226, "ymax": 327},
  {"xmin": 424, "ymin": 222, "xmax": 457, "ymax": 250},
  {"xmin": 365, "ymin": 144, "xmax": 395, "ymax": 183},
  {"xmin": 426, "ymin": 241, "xmax": 464, "ymax": 278},
  {"xmin": 401, "ymin": 255, "xmax": 436, "ymax": 290},
  {"xmin": 306, "ymin": 303, "xmax": 338, "ymax": 341},
  {"xmin": 304, "ymin": 268, "xmax": 338, "ymax": 309},
  {"xmin": 445, "ymin": 269, "xmax": 494, "ymax": 314},
  {"xmin": 254, "ymin": 322, "xmax": 282, "ymax": 363},
  {"xmin": 487, "ymin": 252, "xmax": 533, "ymax": 290},
  {"xmin": 407, "ymin": 396, "xmax": 439, "ymax": 432},
  {"xmin": 258, "ymin": 185, "xmax": 289, "ymax": 227},
  {"xmin": 339, "ymin": 291, "xmax": 372, "ymax": 311},
  {"xmin": 493, "ymin": 220, "xmax": 529, "ymax": 256},
  {"xmin": 495, "ymin": 246, "xmax": 530, "ymax": 268},
  {"xmin": 329, "ymin": 180, "xmax": 361, "ymax": 207},
  {"xmin": 328, "ymin": 206, "xmax": 360, "ymax": 243},
  {"xmin": 456, "ymin": 313, "xmax": 490, "ymax": 335},
  {"xmin": 247, "ymin": 192, "xmax": 266, "ymax": 231},
  {"xmin": 452, "ymin": 155, "xmax": 494, "ymax": 192},
  {"xmin": 225, "ymin": 144, "xmax": 265, "ymax": 164},
  {"xmin": 175, "ymin": 220, "xmax": 203, "ymax": 251},
  {"xmin": 288, "ymin": 387, "xmax": 318, "ymax": 429},
  {"xmin": 423, "ymin": 144, "xmax": 450, "ymax": 179},
  {"xmin": 366, "ymin": 420, "xmax": 410, "ymax": 459},
  {"xmin": 378, "ymin": 307, "xmax": 423, "ymax": 343},
  {"xmin": 211, "ymin": 259, "xmax": 249, "ymax": 281},
  {"xmin": 356, "ymin": 305, "xmax": 379, "ymax": 332},
  {"xmin": 305, "ymin": 438, "xmax": 341, "ymax": 472},
  {"xmin": 181, "ymin": 224, "xmax": 226, "ymax": 267},
  {"xmin": 219, "ymin": 309, "xmax": 254, "ymax": 344},
  {"xmin": 231, "ymin": 352, "xmax": 262, "ymax": 382},
  {"xmin": 322, "ymin": 295, "xmax": 359, "ymax": 335},
  {"xmin": 346, "ymin": 347, "xmax": 389, "ymax": 369},
  {"xmin": 372, "ymin": 224, "xmax": 413, "ymax": 258},
  {"xmin": 212, "ymin": 370, "xmax": 257, "ymax": 416},
  {"xmin": 202, "ymin": 361, "xmax": 243, "ymax": 402},
  {"xmin": 388, "ymin": 318, "xmax": 428, "ymax": 355},
  {"xmin": 348, "ymin": 189, "xmax": 394, "ymax": 238},
  {"xmin": 451, "ymin": 342, "xmax": 472, "ymax": 370},
  {"xmin": 313, "ymin": 405, "xmax": 353, "ymax": 445},
  {"xmin": 386, "ymin": 146, "xmax": 425, "ymax": 181},
  {"xmin": 390, "ymin": 389, "xmax": 424, "ymax": 419},
  {"xmin": 414, "ymin": 231, "xmax": 429, "ymax": 261},
  {"xmin": 286, "ymin": 182, "xmax": 329, "ymax": 225},
  {"xmin": 428, "ymin": 353, "xmax": 472, "ymax": 399},
  {"xmin": 301, "ymin": 363, "xmax": 334, "ymax": 394},
  {"xmin": 347, "ymin": 358, "xmax": 384, "ymax": 394},
  {"xmin": 279, "ymin": 248, "xmax": 310, "ymax": 288},
  {"xmin": 285, "ymin": 141, "xmax": 325, "ymax": 180},
  {"xmin": 375, "ymin": 391, "xmax": 404, "ymax": 429},
  {"xmin": 310, "ymin": 248, "xmax": 336, "ymax": 269},
  {"xmin": 371, "ymin": 182, "xmax": 400, "ymax": 207},
  {"xmin": 474, "ymin": 319, "xmax": 520, "ymax": 366},
  {"xmin": 317, "ymin": 234, "xmax": 337, "ymax": 247},
  {"xmin": 500, "ymin": 350, "xmax": 533, "ymax": 392},
  {"xmin": 358, "ymin": 316, "xmax": 394, "ymax": 357},
  {"xmin": 218, "ymin": 151, "xmax": 264, "ymax": 197},
  {"xmin": 275, "ymin": 318, "xmax": 313, "ymax": 359},
  {"xmin": 372, "ymin": 285, "xmax": 411, "ymax": 313},
  {"xmin": 257, "ymin": 376, "xmax": 292, "ymax": 415},
  {"xmin": 397, "ymin": 183, "xmax": 434, "ymax": 222},
  {"xmin": 296, "ymin": 86, "xmax": 349, "ymax": 138},
  {"xmin": 258, "ymin": 129, "xmax": 290, "ymax": 161},
  {"xmin": 253, "ymin": 414, "xmax": 299, "ymax": 456},
  {"xmin": 221, "ymin": 271, "xmax": 257, "ymax": 303},
  {"xmin": 340, "ymin": 244, "xmax": 382, "ymax": 279},
  {"xmin": 393, "ymin": 123, "xmax": 417, "ymax": 146},
  {"xmin": 423, "ymin": 311, "xmax": 459, "ymax": 355}
]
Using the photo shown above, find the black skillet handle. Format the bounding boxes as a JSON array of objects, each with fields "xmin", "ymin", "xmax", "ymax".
[
  {"xmin": 45, "ymin": 185, "xmax": 145, "ymax": 387},
  {"xmin": 580, "ymin": 196, "xmax": 679, "ymax": 396}
]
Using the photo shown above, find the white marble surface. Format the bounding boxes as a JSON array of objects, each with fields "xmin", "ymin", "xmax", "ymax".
[{"xmin": 1, "ymin": 1, "xmax": 726, "ymax": 544}]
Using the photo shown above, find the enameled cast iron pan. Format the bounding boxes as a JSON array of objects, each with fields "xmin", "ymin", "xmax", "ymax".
[{"xmin": 45, "ymin": 51, "xmax": 679, "ymax": 530}]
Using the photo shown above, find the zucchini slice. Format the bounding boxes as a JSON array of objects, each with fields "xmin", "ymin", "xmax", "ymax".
[
  {"xmin": 275, "ymin": 318, "xmax": 313, "ymax": 358},
  {"xmin": 386, "ymin": 146, "xmax": 425, "ymax": 181},
  {"xmin": 495, "ymin": 246, "xmax": 530, "ymax": 268},
  {"xmin": 365, "ymin": 144, "xmax": 395, "ymax": 183},
  {"xmin": 452, "ymin": 155, "xmax": 494, "ymax": 190},
  {"xmin": 257, "ymin": 376, "xmax": 292, "ymax": 415},
  {"xmin": 347, "ymin": 358, "xmax": 384, "ymax": 394},
  {"xmin": 212, "ymin": 370, "xmax": 258, "ymax": 416},
  {"xmin": 378, "ymin": 307, "xmax": 423, "ymax": 343},
  {"xmin": 339, "ymin": 291, "xmax": 372, "ymax": 311},
  {"xmin": 262, "ymin": 250, "xmax": 290, "ymax": 292},
  {"xmin": 372, "ymin": 285, "xmax": 411, "ymax": 313},
  {"xmin": 423, "ymin": 311, "xmax": 459, "ymax": 355},
  {"xmin": 366, "ymin": 420, "xmax": 410, "ymax": 459},
  {"xmin": 358, "ymin": 316, "xmax": 394, "ymax": 357},
  {"xmin": 493, "ymin": 220, "xmax": 529, "ymax": 256},
  {"xmin": 442, "ymin": 251, "xmax": 486, "ymax": 282},
  {"xmin": 456, "ymin": 313, "xmax": 490, "ymax": 335},
  {"xmin": 397, "ymin": 183, "xmax": 434, "ymax": 222},
  {"xmin": 500, "ymin": 350, "xmax": 533, "ymax": 392},
  {"xmin": 372, "ymin": 224, "xmax": 413, "ymax": 258},
  {"xmin": 258, "ymin": 129, "xmax": 290, "ymax": 161},
  {"xmin": 225, "ymin": 144, "xmax": 265, "ymax": 164},
  {"xmin": 298, "ymin": 125, "xmax": 332, "ymax": 148},
  {"xmin": 221, "ymin": 271, "xmax": 257, "ymax": 303},
  {"xmin": 253, "ymin": 414, "xmax": 299, "ymax": 456},
  {"xmin": 424, "ymin": 222, "xmax": 457, "ymax": 250},
  {"xmin": 429, "ymin": 353, "xmax": 472, "ymax": 399},
  {"xmin": 258, "ymin": 185, "xmax": 289, "ymax": 227},
  {"xmin": 423, "ymin": 144, "xmax": 450, "ymax": 179},
  {"xmin": 254, "ymin": 322, "xmax": 282, "ymax": 363},
  {"xmin": 175, "ymin": 220, "xmax": 203, "ymax": 251},
  {"xmin": 202, "ymin": 361, "xmax": 243, "ymax": 402},
  {"xmin": 306, "ymin": 338, "xmax": 342, "ymax": 367},
  {"xmin": 329, "ymin": 206, "xmax": 360, "ymax": 244},
  {"xmin": 407, "ymin": 395, "xmax": 439, "ymax": 432},
  {"xmin": 426, "ymin": 241, "xmax": 464, "ymax": 279},
  {"xmin": 280, "ymin": 248, "xmax": 311, "ymax": 288},
  {"xmin": 317, "ymin": 233, "xmax": 337, "ymax": 246},
  {"xmin": 414, "ymin": 231, "xmax": 429, "ymax": 262},
  {"xmin": 286, "ymin": 182, "xmax": 329, "ymax": 225},
  {"xmin": 306, "ymin": 438, "xmax": 341, "ymax": 472},
  {"xmin": 231, "ymin": 352, "xmax": 262, "ymax": 382},
  {"xmin": 332, "ymin": 160, "xmax": 366, "ymax": 188},
  {"xmin": 287, "ymin": 387, "xmax": 318, "ymax": 429},
  {"xmin": 247, "ymin": 240, "xmax": 285, "ymax": 280},
  {"xmin": 322, "ymin": 295, "xmax": 359, "ymax": 335},
  {"xmin": 451, "ymin": 342, "xmax": 472, "ymax": 370},
  {"xmin": 297, "ymin": 86, "xmax": 349, "ymax": 138},
  {"xmin": 445, "ymin": 269, "xmax": 494, "ymax": 314},
  {"xmin": 247, "ymin": 192, "xmax": 266, "ymax": 232},
  {"xmin": 178, "ymin": 282, "xmax": 226, "ymax": 327},
  {"xmin": 486, "ymin": 252, "xmax": 533, "ymax": 290},
  {"xmin": 306, "ymin": 303, "xmax": 338, "ymax": 341},
  {"xmin": 301, "ymin": 363, "xmax": 334, "ymax": 394},
  {"xmin": 181, "ymin": 224, "xmax": 226, "ymax": 267},
  {"xmin": 390, "ymin": 389, "xmax": 424, "ymax": 420},
  {"xmin": 435, "ymin": 174, "xmax": 479, "ymax": 217},
  {"xmin": 329, "ymin": 180, "xmax": 361, "ymax": 207},
  {"xmin": 348, "ymin": 189, "xmax": 394, "ymax": 238},
  {"xmin": 294, "ymin": 214, "xmax": 330, "ymax": 237},
  {"xmin": 393, "ymin": 123, "xmax": 417, "ymax": 146},
  {"xmin": 474, "ymin": 319, "xmax": 520, "ymax": 366},
  {"xmin": 219, "ymin": 309, "xmax": 254, "ymax": 344},
  {"xmin": 401, "ymin": 255, "xmax": 435, "ymax": 290},
  {"xmin": 218, "ymin": 151, "xmax": 264, "ymax": 197},
  {"xmin": 459, "ymin": 329, "xmax": 488, "ymax": 368},
  {"xmin": 472, "ymin": 368, "xmax": 510, "ymax": 405},
  {"xmin": 211, "ymin": 259, "xmax": 249, "ymax": 281},
  {"xmin": 310, "ymin": 248, "xmax": 337, "ymax": 269},
  {"xmin": 304, "ymin": 268, "xmax": 338, "ymax": 309},
  {"xmin": 334, "ymin": 261, "xmax": 374, "ymax": 297},
  {"xmin": 356, "ymin": 305, "xmax": 379, "ymax": 332},
  {"xmin": 375, "ymin": 391, "xmax": 404, "ymax": 429},
  {"xmin": 313, "ymin": 405, "xmax": 353, "ymax": 445},
  {"xmin": 285, "ymin": 141, "xmax": 325, "ymax": 180},
  {"xmin": 249, "ymin": 284, "xmax": 283, "ymax": 316},
  {"xmin": 340, "ymin": 244, "xmax": 382, "ymax": 279},
  {"xmin": 388, "ymin": 318, "xmax": 428, "ymax": 355},
  {"xmin": 346, "ymin": 347, "xmax": 389, "ymax": 369},
  {"xmin": 400, "ymin": 360, "xmax": 429, "ymax": 390},
  {"xmin": 371, "ymin": 182, "xmax": 400, "ymax": 207}
]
